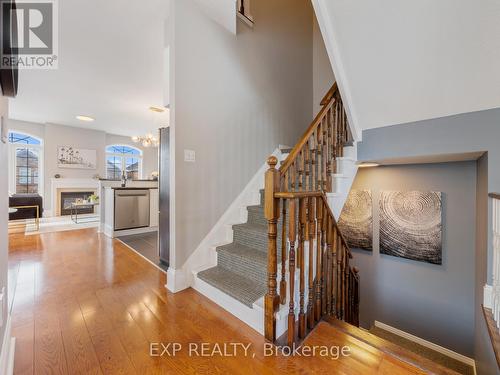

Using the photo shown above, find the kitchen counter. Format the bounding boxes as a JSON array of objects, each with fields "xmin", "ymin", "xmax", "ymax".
[{"xmin": 98, "ymin": 180, "xmax": 159, "ymax": 238}]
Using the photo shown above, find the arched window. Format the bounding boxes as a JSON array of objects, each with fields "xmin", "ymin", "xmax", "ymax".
[
  {"xmin": 8, "ymin": 131, "xmax": 43, "ymax": 195},
  {"xmin": 106, "ymin": 145, "xmax": 143, "ymax": 180}
]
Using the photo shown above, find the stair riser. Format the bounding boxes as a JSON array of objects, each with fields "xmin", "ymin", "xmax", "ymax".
[
  {"xmin": 217, "ymin": 250, "xmax": 267, "ymax": 283},
  {"xmin": 247, "ymin": 208, "xmax": 267, "ymax": 226},
  {"xmin": 233, "ymin": 226, "xmax": 283, "ymax": 253}
]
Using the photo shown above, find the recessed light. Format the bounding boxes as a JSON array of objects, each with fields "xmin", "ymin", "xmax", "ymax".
[
  {"xmin": 76, "ymin": 115, "xmax": 95, "ymax": 122},
  {"xmin": 357, "ymin": 162, "xmax": 380, "ymax": 168},
  {"xmin": 149, "ymin": 106, "xmax": 165, "ymax": 113}
]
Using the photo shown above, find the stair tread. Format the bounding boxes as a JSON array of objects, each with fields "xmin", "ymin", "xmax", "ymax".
[
  {"xmin": 217, "ymin": 243, "xmax": 267, "ymax": 266},
  {"xmin": 233, "ymin": 222, "xmax": 267, "ymax": 233},
  {"xmin": 324, "ymin": 318, "xmax": 461, "ymax": 375},
  {"xmin": 247, "ymin": 204, "xmax": 264, "ymax": 211},
  {"xmin": 197, "ymin": 266, "xmax": 266, "ymax": 307}
]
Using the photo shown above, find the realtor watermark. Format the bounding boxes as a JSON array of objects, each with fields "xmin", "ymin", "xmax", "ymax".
[
  {"xmin": 150, "ymin": 342, "xmax": 351, "ymax": 360},
  {"xmin": 1, "ymin": 0, "xmax": 58, "ymax": 69}
]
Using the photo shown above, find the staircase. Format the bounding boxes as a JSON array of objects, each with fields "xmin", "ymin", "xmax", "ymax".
[
  {"xmin": 192, "ymin": 84, "xmax": 359, "ymax": 339},
  {"xmin": 197, "ymin": 187, "xmax": 280, "ymax": 308}
]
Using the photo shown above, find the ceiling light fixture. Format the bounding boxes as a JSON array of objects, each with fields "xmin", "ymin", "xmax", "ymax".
[
  {"xmin": 357, "ymin": 162, "xmax": 380, "ymax": 168},
  {"xmin": 76, "ymin": 115, "xmax": 95, "ymax": 122},
  {"xmin": 132, "ymin": 133, "xmax": 159, "ymax": 148}
]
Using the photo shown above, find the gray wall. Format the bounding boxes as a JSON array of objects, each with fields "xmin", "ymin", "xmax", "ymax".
[
  {"xmin": 358, "ymin": 110, "xmax": 500, "ymax": 373},
  {"xmin": 6, "ymin": 119, "xmax": 158, "ymax": 213},
  {"xmin": 0, "ymin": 97, "xmax": 8, "ymax": 356},
  {"xmin": 350, "ymin": 162, "xmax": 476, "ymax": 356},
  {"xmin": 170, "ymin": 0, "xmax": 315, "ymax": 268}
]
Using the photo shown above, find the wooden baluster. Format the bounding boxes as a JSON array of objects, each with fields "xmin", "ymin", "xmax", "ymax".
[
  {"xmin": 331, "ymin": 226, "xmax": 338, "ymax": 316},
  {"xmin": 315, "ymin": 196, "xmax": 323, "ymax": 322},
  {"xmin": 287, "ymin": 199, "xmax": 296, "ymax": 347},
  {"xmin": 290, "ymin": 162, "xmax": 296, "ymax": 192},
  {"xmin": 344, "ymin": 246, "xmax": 349, "ymax": 321},
  {"xmin": 337, "ymin": 102, "xmax": 342, "ymax": 159},
  {"xmin": 311, "ymin": 130, "xmax": 317, "ymax": 191},
  {"xmin": 283, "ymin": 171, "xmax": 289, "ymax": 193},
  {"xmin": 321, "ymin": 204, "xmax": 327, "ymax": 315},
  {"xmin": 325, "ymin": 216, "xmax": 332, "ymax": 315},
  {"xmin": 322, "ymin": 117, "xmax": 328, "ymax": 191},
  {"xmin": 264, "ymin": 156, "xmax": 280, "ymax": 342},
  {"xmin": 347, "ymin": 270, "xmax": 351, "ymax": 324},
  {"xmin": 317, "ymin": 122, "xmax": 322, "ymax": 190},
  {"xmin": 280, "ymin": 199, "xmax": 287, "ymax": 305},
  {"xmin": 307, "ymin": 197, "xmax": 315, "ymax": 329},
  {"xmin": 353, "ymin": 267, "xmax": 360, "ymax": 326},
  {"xmin": 341, "ymin": 246, "xmax": 346, "ymax": 320},
  {"xmin": 298, "ymin": 150, "xmax": 304, "ymax": 191},
  {"xmin": 331, "ymin": 102, "xmax": 337, "ymax": 175},
  {"xmin": 326, "ymin": 108, "xmax": 333, "ymax": 192},
  {"xmin": 305, "ymin": 142, "xmax": 310, "ymax": 192},
  {"xmin": 336, "ymin": 239, "xmax": 342, "ymax": 319},
  {"xmin": 340, "ymin": 103, "xmax": 345, "ymax": 157},
  {"xmin": 298, "ymin": 198, "xmax": 307, "ymax": 338}
]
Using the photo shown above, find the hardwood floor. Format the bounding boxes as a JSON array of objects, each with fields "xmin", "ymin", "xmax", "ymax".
[{"xmin": 9, "ymin": 228, "xmax": 423, "ymax": 374}]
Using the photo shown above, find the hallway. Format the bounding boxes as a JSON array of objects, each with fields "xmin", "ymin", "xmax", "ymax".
[{"xmin": 9, "ymin": 229, "xmax": 427, "ymax": 374}]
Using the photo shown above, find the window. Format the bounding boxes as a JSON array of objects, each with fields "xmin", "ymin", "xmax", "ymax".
[
  {"xmin": 106, "ymin": 145, "xmax": 143, "ymax": 180},
  {"xmin": 8, "ymin": 131, "xmax": 43, "ymax": 195}
]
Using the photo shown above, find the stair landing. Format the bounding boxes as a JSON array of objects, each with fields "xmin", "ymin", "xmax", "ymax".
[{"xmin": 321, "ymin": 318, "xmax": 461, "ymax": 374}]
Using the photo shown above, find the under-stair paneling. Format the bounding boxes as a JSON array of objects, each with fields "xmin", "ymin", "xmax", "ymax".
[
  {"xmin": 349, "ymin": 162, "xmax": 476, "ymax": 357},
  {"xmin": 170, "ymin": 0, "xmax": 314, "ymax": 269}
]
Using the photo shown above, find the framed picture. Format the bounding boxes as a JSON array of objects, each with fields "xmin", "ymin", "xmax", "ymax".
[
  {"xmin": 380, "ymin": 191, "xmax": 442, "ymax": 265},
  {"xmin": 57, "ymin": 146, "xmax": 97, "ymax": 169},
  {"xmin": 338, "ymin": 190, "xmax": 373, "ymax": 251}
]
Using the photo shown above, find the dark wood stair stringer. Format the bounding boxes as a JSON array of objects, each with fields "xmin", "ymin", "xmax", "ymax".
[{"xmin": 324, "ymin": 317, "xmax": 461, "ymax": 375}]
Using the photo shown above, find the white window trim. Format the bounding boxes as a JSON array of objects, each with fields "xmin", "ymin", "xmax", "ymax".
[
  {"xmin": 105, "ymin": 144, "xmax": 143, "ymax": 180},
  {"xmin": 8, "ymin": 131, "xmax": 44, "ymax": 197}
]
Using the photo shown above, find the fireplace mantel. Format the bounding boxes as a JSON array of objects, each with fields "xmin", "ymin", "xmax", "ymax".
[{"xmin": 50, "ymin": 178, "xmax": 99, "ymax": 217}]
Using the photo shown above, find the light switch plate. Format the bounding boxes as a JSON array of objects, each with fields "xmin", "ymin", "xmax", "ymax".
[{"xmin": 184, "ymin": 149, "xmax": 196, "ymax": 163}]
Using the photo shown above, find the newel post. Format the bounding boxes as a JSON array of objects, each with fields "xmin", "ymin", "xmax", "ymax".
[{"xmin": 264, "ymin": 156, "xmax": 281, "ymax": 342}]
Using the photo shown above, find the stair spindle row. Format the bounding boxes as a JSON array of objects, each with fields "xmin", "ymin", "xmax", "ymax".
[{"xmin": 264, "ymin": 83, "xmax": 358, "ymax": 346}]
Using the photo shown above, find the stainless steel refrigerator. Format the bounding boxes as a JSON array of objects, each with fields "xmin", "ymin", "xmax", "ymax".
[{"xmin": 158, "ymin": 127, "xmax": 170, "ymax": 267}]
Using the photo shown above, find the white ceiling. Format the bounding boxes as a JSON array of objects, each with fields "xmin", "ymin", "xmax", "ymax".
[
  {"xmin": 315, "ymin": 0, "xmax": 500, "ymax": 131},
  {"xmin": 9, "ymin": 0, "xmax": 169, "ymax": 136}
]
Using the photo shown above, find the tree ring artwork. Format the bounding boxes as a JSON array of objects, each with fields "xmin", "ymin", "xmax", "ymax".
[
  {"xmin": 380, "ymin": 191, "xmax": 442, "ymax": 265},
  {"xmin": 338, "ymin": 190, "xmax": 373, "ymax": 251}
]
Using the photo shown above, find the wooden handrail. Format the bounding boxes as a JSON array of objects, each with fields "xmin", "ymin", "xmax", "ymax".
[
  {"xmin": 490, "ymin": 193, "xmax": 500, "ymax": 200},
  {"xmin": 320, "ymin": 82, "xmax": 338, "ymax": 106},
  {"xmin": 279, "ymin": 83, "xmax": 337, "ymax": 174}
]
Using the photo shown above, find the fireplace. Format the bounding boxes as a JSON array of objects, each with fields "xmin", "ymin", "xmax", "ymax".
[{"xmin": 60, "ymin": 191, "xmax": 95, "ymax": 216}]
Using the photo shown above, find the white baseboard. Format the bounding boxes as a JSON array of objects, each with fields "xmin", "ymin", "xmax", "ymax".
[
  {"xmin": 374, "ymin": 321, "xmax": 475, "ymax": 368},
  {"xmin": 0, "ymin": 315, "xmax": 15, "ymax": 375},
  {"xmin": 484, "ymin": 284, "xmax": 492, "ymax": 309},
  {"xmin": 166, "ymin": 268, "xmax": 189, "ymax": 293}
]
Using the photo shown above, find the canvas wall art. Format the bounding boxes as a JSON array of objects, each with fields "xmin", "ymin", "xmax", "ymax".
[
  {"xmin": 379, "ymin": 191, "xmax": 442, "ymax": 265},
  {"xmin": 58, "ymin": 146, "xmax": 96, "ymax": 169},
  {"xmin": 338, "ymin": 190, "xmax": 373, "ymax": 251}
]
